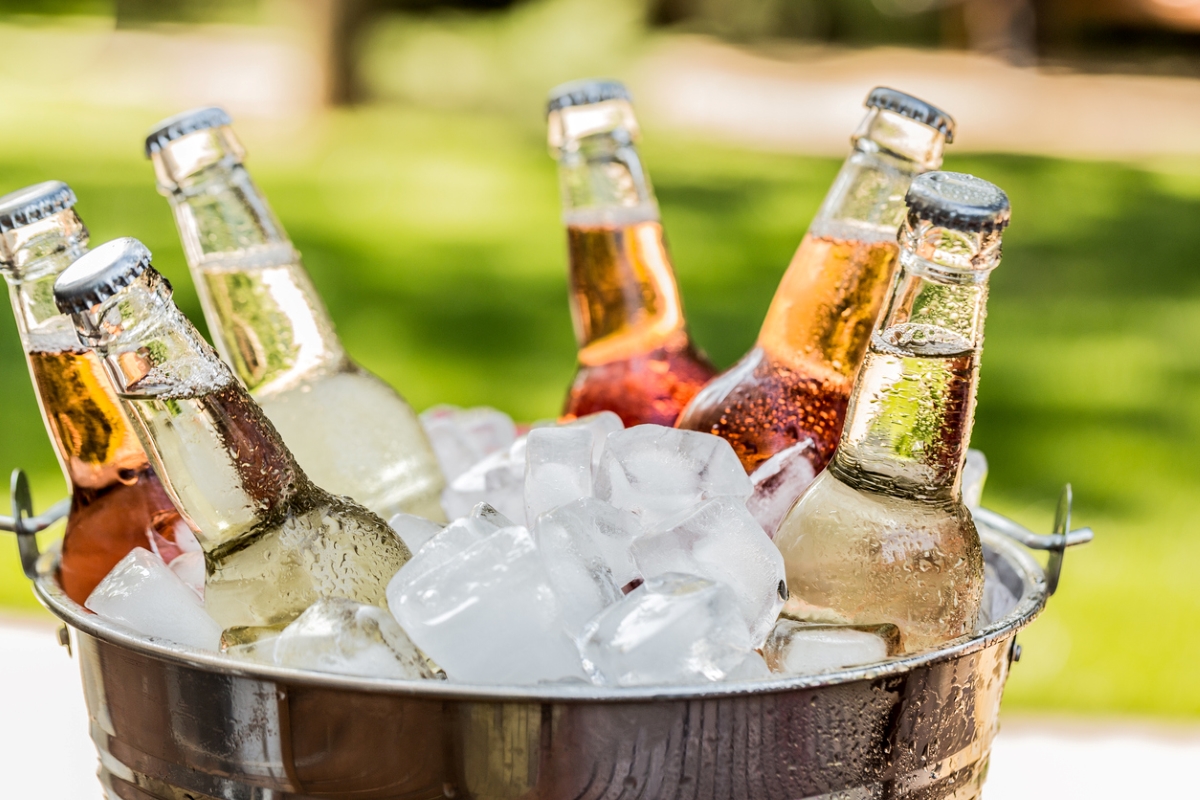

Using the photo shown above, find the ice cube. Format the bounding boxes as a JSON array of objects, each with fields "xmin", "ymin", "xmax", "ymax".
[
  {"xmin": 725, "ymin": 650, "xmax": 772, "ymax": 681},
  {"xmin": 442, "ymin": 436, "xmax": 527, "ymax": 523},
  {"xmin": 594, "ymin": 425, "xmax": 752, "ymax": 527},
  {"xmin": 168, "ymin": 550, "xmax": 205, "ymax": 599},
  {"xmin": 762, "ymin": 619, "xmax": 892, "ymax": 675},
  {"xmin": 562, "ymin": 411, "xmax": 623, "ymax": 469},
  {"xmin": 524, "ymin": 426, "xmax": 594, "ymax": 522},
  {"xmin": 86, "ymin": 547, "xmax": 222, "ymax": 651},
  {"xmin": 979, "ymin": 561, "xmax": 1019, "ymax": 627},
  {"xmin": 421, "ymin": 405, "xmax": 517, "ymax": 482},
  {"xmin": 578, "ymin": 573, "xmax": 753, "ymax": 686},
  {"xmin": 533, "ymin": 498, "xmax": 641, "ymax": 634},
  {"xmin": 266, "ymin": 598, "xmax": 435, "ymax": 680},
  {"xmin": 405, "ymin": 503, "xmax": 510, "ymax": 581},
  {"xmin": 746, "ymin": 440, "xmax": 818, "ymax": 537},
  {"xmin": 388, "ymin": 512, "xmax": 444, "ymax": 554},
  {"xmin": 963, "ymin": 449, "xmax": 988, "ymax": 509},
  {"xmin": 387, "ymin": 525, "xmax": 586, "ymax": 684},
  {"xmin": 632, "ymin": 497, "xmax": 786, "ymax": 646}
]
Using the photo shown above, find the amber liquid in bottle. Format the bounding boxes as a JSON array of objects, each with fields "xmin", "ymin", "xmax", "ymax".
[
  {"xmin": 564, "ymin": 219, "xmax": 716, "ymax": 427},
  {"xmin": 677, "ymin": 231, "xmax": 898, "ymax": 473},
  {"xmin": 29, "ymin": 348, "xmax": 183, "ymax": 603}
]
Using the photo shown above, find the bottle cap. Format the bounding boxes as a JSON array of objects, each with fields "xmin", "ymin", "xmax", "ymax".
[
  {"xmin": 865, "ymin": 87, "xmax": 956, "ymax": 143},
  {"xmin": 0, "ymin": 181, "xmax": 77, "ymax": 233},
  {"xmin": 144, "ymin": 106, "xmax": 233, "ymax": 157},
  {"xmin": 54, "ymin": 237, "xmax": 157, "ymax": 314},
  {"xmin": 546, "ymin": 79, "xmax": 632, "ymax": 116},
  {"xmin": 905, "ymin": 172, "xmax": 1011, "ymax": 233}
]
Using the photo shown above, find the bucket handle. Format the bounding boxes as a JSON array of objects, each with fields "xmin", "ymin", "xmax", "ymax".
[
  {"xmin": 0, "ymin": 470, "xmax": 70, "ymax": 580},
  {"xmin": 971, "ymin": 484, "xmax": 1093, "ymax": 595}
]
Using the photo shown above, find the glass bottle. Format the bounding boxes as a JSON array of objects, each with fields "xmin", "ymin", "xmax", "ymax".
[
  {"xmin": 774, "ymin": 172, "xmax": 1010, "ymax": 654},
  {"xmin": 0, "ymin": 183, "xmax": 183, "ymax": 604},
  {"xmin": 54, "ymin": 238, "xmax": 412, "ymax": 637},
  {"xmin": 145, "ymin": 107, "xmax": 445, "ymax": 522},
  {"xmin": 548, "ymin": 80, "xmax": 717, "ymax": 427},
  {"xmin": 677, "ymin": 88, "xmax": 955, "ymax": 474}
]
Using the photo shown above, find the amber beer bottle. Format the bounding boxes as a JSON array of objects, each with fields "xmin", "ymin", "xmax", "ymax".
[
  {"xmin": 774, "ymin": 172, "xmax": 1010, "ymax": 654},
  {"xmin": 677, "ymin": 88, "xmax": 955, "ymax": 474},
  {"xmin": 547, "ymin": 80, "xmax": 716, "ymax": 426},
  {"xmin": 0, "ymin": 183, "xmax": 183, "ymax": 603},
  {"xmin": 54, "ymin": 238, "xmax": 411, "ymax": 637},
  {"xmin": 145, "ymin": 108, "xmax": 445, "ymax": 522}
]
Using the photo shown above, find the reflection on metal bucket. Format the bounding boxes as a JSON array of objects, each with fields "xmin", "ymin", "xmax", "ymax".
[{"xmin": 5, "ymin": 471, "xmax": 1092, "ymax": 800}]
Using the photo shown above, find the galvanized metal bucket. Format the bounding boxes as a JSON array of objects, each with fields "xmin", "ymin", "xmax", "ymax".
[{"xmin": 4, "ymin": 470, "xmax": 1091, "ymax": 800}]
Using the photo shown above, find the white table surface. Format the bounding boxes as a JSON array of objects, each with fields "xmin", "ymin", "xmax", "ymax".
[{"xmin": 2, "ymin": 615, "xmax": 1195, "ymax": 798}]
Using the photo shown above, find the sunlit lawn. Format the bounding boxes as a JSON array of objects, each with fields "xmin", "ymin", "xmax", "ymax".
[{"xmin": 0, "ymin": 102, "xmax": 1196, "ymax": 718}]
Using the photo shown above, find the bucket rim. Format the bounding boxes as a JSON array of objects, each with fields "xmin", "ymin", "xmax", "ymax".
[{"xmin": 34, "ymin": 520, "xmax": 1046, "ymax": 703}]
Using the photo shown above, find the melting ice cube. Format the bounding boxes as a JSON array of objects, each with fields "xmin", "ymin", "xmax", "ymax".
[
  {"xmin": 533, "ymin": 497, "xmax": 641, "ymax": 635},
  {"xmin": 263, "ymin": 598, "xmax": 435, "ymax": 680},
  {"xmin": 579, "ymin": 573, "xmax": 753, "ymax": 687},
  {"xmin": 388, "ymin": 512, "xmax": 445, "ymax": 554},
  {"xmin": 561, "ymin": 411, "xmax": 623, "ymax": 470},
  {"xmin": 762, "ymin": 619, "xmax": 892, "ymax": 675},
  {"xmin": 632, "ymin": 497, "xmax": 786, "ymax": 646},
  {"xmin": 441, "ymin": 436, "xmax": 527, "ymax": 523},
  {"xmin": 746, "ymin": 440, "xmax": 817, "ymax": 537},
  {"xmin": 387, "ymin": 525, "xmax": 586, "ymax": 684},
  {"xmin": 86, "ymin": 547, "xmax": 222, "ymax": 651},
  {"xmin": 405, "ymin": 503, "xmax": 511, "ymax": 582},
  {"xmin": 524, "ymin": 426, "xmax": 594, "ymax": 522},
  {"xmin": 594, "ymin": 425, "xmax": 752, "ymax": 527},
  {"xmin": 421, "ymin": 405, "xmax": 517, "ymax": 482},
  {"xmin": 168, "ymin": 550, "xmax": 205, "ymax": 599},
  {"xmin": 962, "ymin": 449, "xmax": 988, "ymax": 510}
]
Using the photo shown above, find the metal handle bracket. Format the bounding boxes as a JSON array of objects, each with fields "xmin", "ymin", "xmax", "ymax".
[
  {"xmin": 971, "ymin": 483, "xmax": 1093, "ymax": 595},
  {"xmin": 0, "ymin": 469, "xmax": 70, "ymax": 580}
]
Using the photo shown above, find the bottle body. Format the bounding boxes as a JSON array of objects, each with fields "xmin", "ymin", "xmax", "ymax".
[
  {"xmin": 773, "ymin": 171, "xmax": 1006, "ymax": 654},
  {"xmin": 1, "ymin": 206, "xmax": 182, "ymax": 604},
  {"xmin": 549, "ymin": 86, "xmax": 716, "ymax": 427},
  {"xmin": 60, "ymin": 251, "xmax": 412, "ymax": 636},
  {"xmin": 151, "ymin": 121, "xmax": 445, "ymax": 521},
  {"xmin": 563, "ymin": 214, "xmax": 715, "ymax": 425},
  {"xmin": 774, "ymin": 332, "xmax": 983, "ymax": 653},
  {"xmin": 677, "ymin": 106, "xmax": 947, "ymax": 474},
  {"xmin": 125, "ymin": 378, "xmax": 410, "ymax": 630}
]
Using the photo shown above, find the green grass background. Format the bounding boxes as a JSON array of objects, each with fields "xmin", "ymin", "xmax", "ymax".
[{"xmin": 0, "ymin": 101, "xmax": 1195, "ymax": 718}]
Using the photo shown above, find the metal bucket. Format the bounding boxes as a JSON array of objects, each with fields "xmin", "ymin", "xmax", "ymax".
[{"xmin": 5, "ymin": 470, "xmax": 1091, "ymax": 800}]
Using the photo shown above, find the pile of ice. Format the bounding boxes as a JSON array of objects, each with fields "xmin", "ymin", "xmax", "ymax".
[{"xmin": 82, "ymin": 407, "xmax": 1004, "ymax": 688}]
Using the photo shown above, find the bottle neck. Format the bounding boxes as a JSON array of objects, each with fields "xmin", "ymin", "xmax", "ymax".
[
  {"xmin": 1, "ymin": 212, "xmax": 151, "ymax": 491},
  {"xmin": 76, "ymin": 273, "xmax": 304, "ymax": 545},
  {"xmin": 1, "ymin": 210, "xmax": 91, "ymax": 351},
  {"xmin": 152, "ymin": 129, "xmax": 346, "ymax": 394},
  {"xmin": 553, "ymin": 111, "xmax": 685, "ymax": 362},
  {"xmin": 830, "ymin": 219, "xmax": 998, "ymax": 503},
  {"xmin": 756, "ymin": 112, "xmax": 946, "ymax": 378}
]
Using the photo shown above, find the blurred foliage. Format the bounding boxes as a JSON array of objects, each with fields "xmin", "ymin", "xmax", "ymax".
[
  {"xmin": 650, "ymin": 0, "xmax": 943, "ymax": 45},
  {"xmin": 0, "ymin": 100, "xmax": 1198, "ymax": 718}
]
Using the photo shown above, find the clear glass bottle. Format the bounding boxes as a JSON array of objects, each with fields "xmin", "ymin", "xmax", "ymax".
[
  {"xmin": 54, "ymin": 238, "xmax": 412, "ymax": 637},
  {"xmin": 145, "ymin": 107, "xmax": 445, "ymax": 522},
  {"xmin": 0, "ymin": 183, "xmax": 183, "ymax": 604},
  {"xmin": 548, "ymin": 80, "xmax": 717, "ymax": 427},
  {"xmin": 774, "ymin": 172, "xmax": 1010, "ymax": 654},
  {"xmin": 677, "ymin": 88, "xmax": 954, "ymax": 474}
]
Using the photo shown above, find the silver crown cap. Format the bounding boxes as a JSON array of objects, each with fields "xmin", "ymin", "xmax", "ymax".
[
  {"xmin": 0, "ymin": 181, "xmax": 77, "ymax": 233},
  {"xmin": 144, "ymin": 106, "xmax": 233, "ymax": 157},
  {"xmin": 905, "ymin": 172, "xmax": 1011, "ymax": 233},
  {"xmin": 546, "ymin": 79, "xmax": 632, "ymax": 116},
  {"xmin": 865, "ymin": 87, "xmax": 956, "ymax": 143},
  {"xmin": 54, "ymin": 237, "xmax": 156, "ymax": 314}
]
